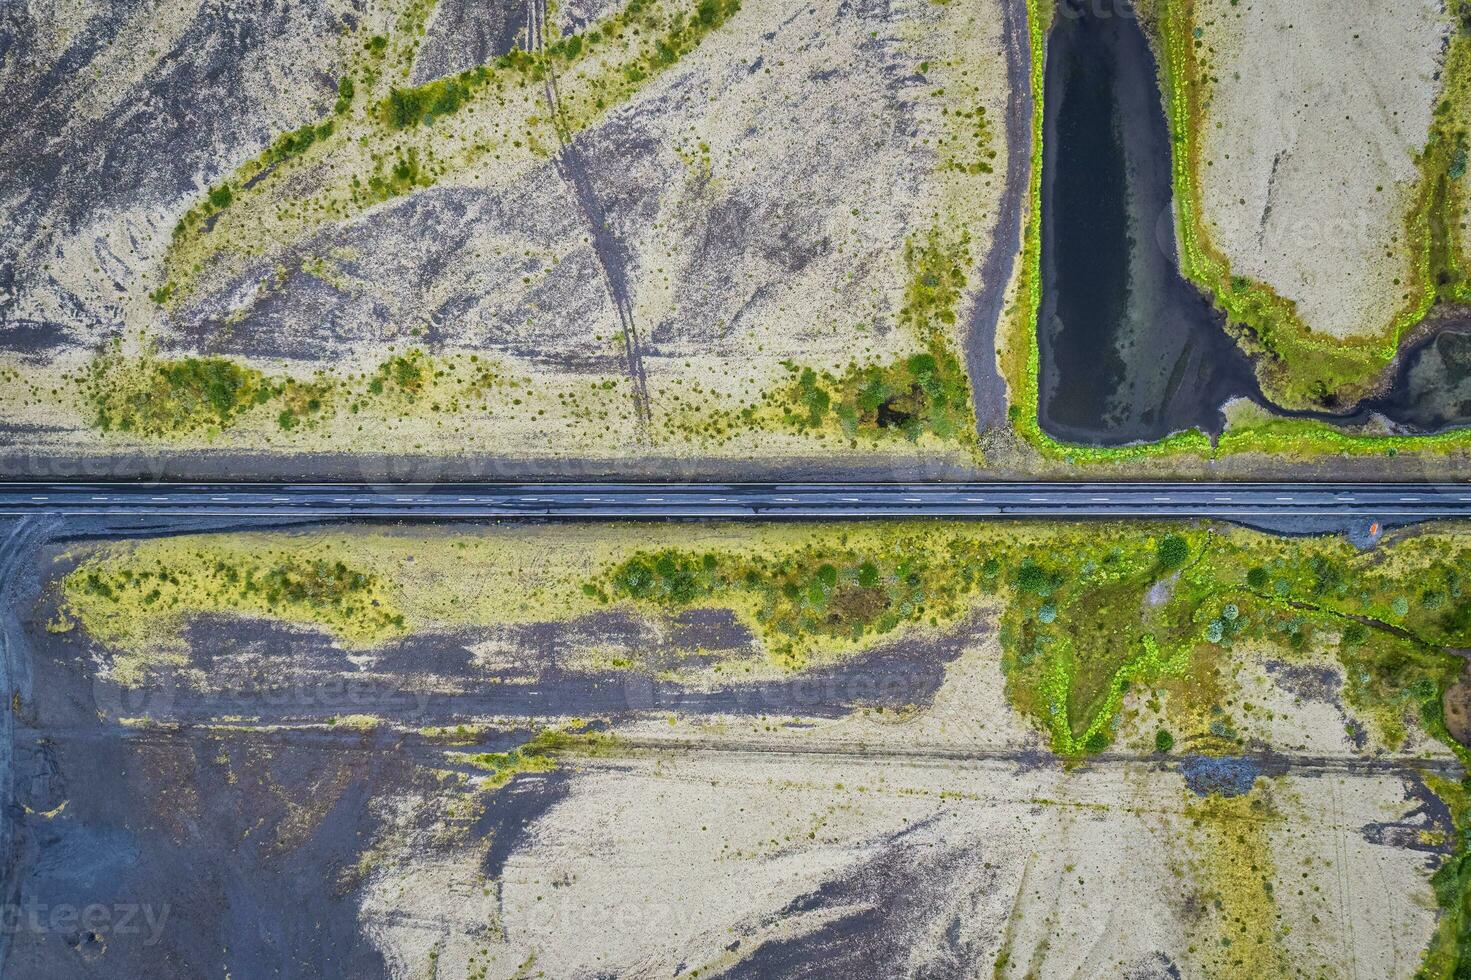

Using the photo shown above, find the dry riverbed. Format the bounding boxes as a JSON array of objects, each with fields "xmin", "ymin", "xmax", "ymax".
[{"xmin": 9, "ymin": 517, "xmax": 1469, "ymax": 977}]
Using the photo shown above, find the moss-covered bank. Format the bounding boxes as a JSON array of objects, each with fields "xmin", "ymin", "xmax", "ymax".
[{"xmin": 1002, "ymin": 0, "xmax": 1471, "ymax": 466}]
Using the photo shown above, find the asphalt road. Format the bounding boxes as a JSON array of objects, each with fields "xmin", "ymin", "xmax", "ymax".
[{"xmin": 2, "ymin": 483, "xmax": 1471, "ymax": 519}]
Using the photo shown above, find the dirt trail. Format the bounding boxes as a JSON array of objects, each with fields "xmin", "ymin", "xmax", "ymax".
[
  {"xmin": 529, "ymin": 0, "xmax": 653, "ymax": 433},
  {"xmin": 963, "ymin": 0, "xmax": 1032, "ymax": 435}
]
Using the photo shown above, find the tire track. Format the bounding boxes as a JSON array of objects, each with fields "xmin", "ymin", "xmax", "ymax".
[
  {"xmin": 1332, "ymin": 776, "xmax": 1362, "ymax": 980},
  {"xmin": 582, "ymin": 736, "xmax": 1466, "ymax": 779},
  {"xmin": 73, "ymin": 719, "xmax": 1466, "ymax": 782},
  {"xmin": 527, "ymin": 0, "xmax": 652, "ymax": 433}
]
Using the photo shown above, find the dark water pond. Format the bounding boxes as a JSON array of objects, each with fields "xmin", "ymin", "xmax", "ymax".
[
  {"xmin": 1356, "ymin": 327, "xmax": 1471, "ymax": 430},
  {"xmin": 1036, "ymin": 0, "xmax": 1471, "ymax": 444}
]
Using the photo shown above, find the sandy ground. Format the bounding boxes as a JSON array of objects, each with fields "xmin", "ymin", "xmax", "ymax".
[
  {"xmin": 359, "ymin": 629, "xmax": 1453, "ymax": 978},
  {"xmin": 0, "ymin": 0, "xmax": 1017, "ymax": 466},
  {"xmin": 1191, "ymin": 0, "xmax": 1446, "ymax": 340},
  {"xmin": 11, "ymin": 517, "xmax": 1463, "ymax": 977}
]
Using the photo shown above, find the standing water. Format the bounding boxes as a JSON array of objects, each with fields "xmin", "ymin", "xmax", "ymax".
[
  {"xmin": 1034, "ymin": 0, "xmax": 1471, "ymax": 444},
  {"xmin": 1037, "ymin": 0, "xmax": 1258, "ymax": 445}
]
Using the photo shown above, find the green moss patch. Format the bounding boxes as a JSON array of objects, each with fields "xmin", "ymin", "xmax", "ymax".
[
  {"xmin": 162, "ymin": 0, "xmax": 745, "ymax": 304},
  {"xmin": 89, "ymin": 351, "xmax": 271, "ymax": 436},
  {"xmin": 458, "ymin": 725, "xmax": 619, "ymax": 788},
  {"xmin": 596, "ymin": 523, "xmax": 1471, "ymax": 757},
  {"xmin": 383, "ymin": 67, "xmax": 490, "ymax": 129},
  {"xmin": 60, "ymin": 545, "xmax": 407, "ymax": 682},
  {"xmin": 83, "ymin": 346, "xmax": 516, "ymax": 439},
  {"xmin": 749, "ymin": 230, "xmax": 977, "ymax": 448},
  {"xmin": 1422, "ymin": 773, "xmax": 1471, "ymax": 980}
]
